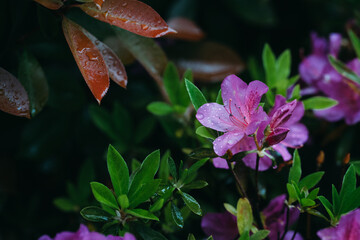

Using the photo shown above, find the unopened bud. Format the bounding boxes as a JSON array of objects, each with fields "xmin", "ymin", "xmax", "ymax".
[
  {"xmin": 316, "ymin": 150, "xmax": 325, "ymax": 168},
  {"xmin": 343, "ymin": 153, "xmax": 351, "ymax": 165}
]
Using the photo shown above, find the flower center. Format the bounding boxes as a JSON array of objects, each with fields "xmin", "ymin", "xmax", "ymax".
[{"xmin": 225, "ymin": 99, "xmax": 248, "ymax": 128}]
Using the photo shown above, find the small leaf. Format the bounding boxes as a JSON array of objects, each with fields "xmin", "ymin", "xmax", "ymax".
[
  {"xmin": 290, "ymin": 84, "xmax": 301, "ymax": 100},
  {"xmin": 188, "ymin": 148, "xmax": 217, "ymax": 159},
  {"xmin": 350, "ymin": 161, "xmax": 360, "ymax": 175},
  {"xmin": 332, "ymin": 185, "xmax": 340, "ymax": 216},
  {"xmin": 117, "ymin": 194, "xmax": 129, "ymax": 209},
  {"xmin": 308, "ymin": 188, "xmax": 320, "ymax": 200},
  {"xmin": 329, "ymin": 55, "xmax": 360, "ymax": 84},
  {"xmin": 147, "ymin": 102, "xmax": 174, "ymax": 116},
  {"xmin": 303, "ymin": 96, "xmax": 338, "ymax": 110},
  {"xmin": 179, "ymin": 191, "xmax": 202, "ymax": 216},
  {"xmin": 0, "ymin": 67, "xmax": 30, "ymax": 118},
  {"xmin": 133, "ymin": 223, "xmax": 168, "ymax": 240},
  {"xmin": 126, "ymin": 208, "xmax": 159, "ymax": 221},
  {"xmin": 185, "ymin": 79, "xmax": 207, "ymax": 110},
  {"xmin": 128, "ymin": 179, "xmax": 161, "ymax": 209},
  {"xmin": 298, "ymin": 172, "xmax": 324, "ymax": 190},
  {"xmin": 348, "ymin": 30, "xmax": 360, "ymax": 60},
  {"xmin": 149, "ymin": 198, "xmax": 164, "ymax": 212},
  {"xmin": 340, "ymin": 187, "xmax": 360, "ymax": 214},
  {"xmin": 62, "ymin": 17, "xmax": 109, "ymax": 103},
  {"xmin": 171, "ymin": 202, "xmax": 184, "ymax": 228},
  {"xmin": 107, "ymin": 145, "xmax": 129, "ymax": 196},
  {"xmin": 288, "ymin": 149, "xmax": 301, "ymax": 184},
  {"xmin": 216, "ymin": 89, "xmax": 223, "ymax": 104},
  {"xmin": 166, "ymin": 17, "xmax": 205, "ymax": 41},
  {"xmin": 178, "ymin": 69, "xmax": 193, "ymax": 107},
  {"xmin": 236, "ymin": 198, "xmax": 253, "ymax": 235},
  {"xmin": 196, "ymin": 126, "xmax": 215, "ymax": 140},
  {"xmin": 224, "ymin": 203, "xmax": 237, "ymax": 216},
  {"xmin": 187, "ymin": 234, "xmax": 196, "ymax": 240},
  {"xmin": 80, "ymin": 206, "xmax": 113, "ymax": 222},
  {"xmin": 53, "ymin": 198, "xmax": 75, "ymax": 212},
  {"xmin": 286, "ymin": 183, "xmax": 298, "ymax": 204},
  {"xmin": 275, "ymin": 49, "xmax": 291, "ymax": 83},
  {"xmin": 182, "ymin": 180, "xmax": 208, "ymax": 190},
  {"xmin": 184, "ymin": 158, "xmax": 209, "ymax": 184},
  {"xmin": 262, "ymin": 44, "xmax": 276, "ymax": 87},
  {"xmin": 34, "ymin": 0, "xmax": 63, "ymax": 10},
  {"xmin": 168, "ymin": 156, "xmax": 178, "ymax": 180},
  {"xmin": 163, "ymin": 62, "xmax": 180, "ymax": 105},
  {"xmin": 159, "ymin": 150, "xmax": 170, "ymax": 181},
  {"xmin": 90, "ymin": 182, "xmax": 118, "ymax": 209},
  {"xmin": 318, "ymin": 196, "xmax": 334, "ymax": 220},
  {"xmin": 18, "ymin": 51, "xmax": 49, "ymax": 117},
  {"xmin": 339, "ymin": 165, "xmax": 356, "ymax": 201},
  {"xmin": 250, "ymin": 230, "xmax": 270, "ymax": 240},
  {"xmin": 300, "ymin": 198, "xmax": 315, "ymax": 207},
  {"xmin": 239, "ymin": 231, "xmax": 250, "ymax": 240}
]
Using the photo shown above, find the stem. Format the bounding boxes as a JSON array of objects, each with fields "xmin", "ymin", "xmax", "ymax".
[
  {"xmin": 226, "ymin": 158, "xmax": 247, "ymax": 198},
  {"xmin": 306, "ymin": 213, "xmax": 311, "ymax": 240},
  {"xmin": 280, "ymin": 206, "xmax": 290, "ymax": 240},
  {"xmin": 253, "ymin": 154, "xmax": 265, "ymax": 231}
]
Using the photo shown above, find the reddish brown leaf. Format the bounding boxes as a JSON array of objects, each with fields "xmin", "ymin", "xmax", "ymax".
[
  {"xmin": 62, "ymin": 17, "xmax": 109, "ymax": 103},
  {"xmin": 94, "ymin": 0, "xmax": 105, "ymax": 9},
  {"xmin": 82, "ymin": 30, "xmax": 127, "ymax": 88},
  {"xmin": 166, "ymin": 18, "xmax": 205, "ymax": 41},
  {"xmin": 0, "ymin": 67, "xmax": 30, "ymax": 118},
  {"xmin": 80, "ymin": 0, "xmax": 176, "ymax": 38},
  {"xmin": 103, "ymin": 36, "xmax": 135, "ymax": 65},
  {"xmin": 168, "ymin": 42, "xmax": 245, "ymax": 82},
  {"xmin": 34, "ymin": 0, "xmax": 63, "ymax": 10}
]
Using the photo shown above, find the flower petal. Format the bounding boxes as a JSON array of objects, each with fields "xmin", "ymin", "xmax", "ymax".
[
  {"xmin": 221, "ymin": 74, "xmax": 247, "ymax": 108},
  {"xmin": 212, "ymin": 157, "xmax": 229, "ymax": 169},
  {"xmin": 329, "ymin": 33, "xmax": 342, "ymax": 57},
  {"xmin": 213, "ymin": 131, "xmax": 244, "ymax": 156},
  {"xmin": 244, "ymin": 80, "xmax": 268, "ymax": 115},
  {"xmin": 281, "ymin": 123, "xmax": 308, "ymax": 148},
  {"xmin": 272, "ymin": 144, "xmax": 291, "ymax": 161},
  {"xmin": 242, "ymin": 152, "xmax": 272, "ymax": 171},
  {"xmin": 201, "ymin": 212, "xmax": 238, "ymax": 240},
  {"xmin": 266, "ymin": 127, "xmax": 290, "ymax": 146},
  {"xmin": 270, "ymin": 100, "xmax": 297, "ymax": 129},
  {"xmin": 311, "ymin": 32, "xmax": 328, "ymax": 55},
  {"xmin": 284, "ymin": 231, "xmax": 303, "ymax": 240},
  {"xmin": 299, "ymin": 55, "xmax": 328, "ymax": 85},
  {"xmin": 196, "ymin": 103, "xmax": 236, "ymax": 132}
]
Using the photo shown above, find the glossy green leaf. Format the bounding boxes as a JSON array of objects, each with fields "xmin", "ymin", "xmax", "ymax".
[
  {"xmin": 185, "ymin": 79, "xmax": 207, "ymax": 110},
  {"xmin": 318, "ymin": 196, "xmax": 334, "ymax": 220},
  {"xmin": 237, "ymin": 198, "xmax": 253, "ymax": 235},
  {"xmin": 332, "ymin": 185, "xmax": 340, "ymax": 216},
  {"xmin": 149, "ymin": 198, "xmax": 164, "ymax": 212},
  {"xmin": 216, "ymin": 89, "xmax": 223, "ymax": 104},
  {"xmin": 239, "ymin": 231, "xmax": 250, "ymax": 240},
  {"xmin": 340, "ymin": 187, "xmax": 360, "ymax": 214},
  {"xmin": 287, "ymin": 183, "xmax": 298, "ymax": 204},
  {"xmin": 171, "ymin": 202, "xmax": 184, "ymax": 228},
  {"xmin": 80, "ymin": 206, "xmax": 113, "ymax": 222},
  {"xmin": 18, "ymin": 51, "xmax": 49, "ymax": 117},
  {"xmin": 298, "ymin": 172, "xmax": 324, "ymax": 190},
  {"xmin": 262, "ymin": 44, "xmax": 276, "ymax": 87},
  {"xmin": 303, "ymin": 96, "xmax": 338, "ymax": 110},
  {"xmin": 128, "ymin": 179, "xmax": 161, "ymax": 209},
  {"xmin": 90, "ymin": 182, "xmax": 118, "ymax": 209},
  {"xmin": 178, "ymin": 69, "xmax": 193, "ymax": 107},
  {"xmin": 196, "ymin": 126, "xmax": 215, "ymax": 140},
  {"xmin": 184, "ymin": 158, "xmax": 209, "ymax": 184},
  {"xmin": 308, "ymin": 188, "xmax": 320, "ymax": 201},
  {"xmin": 147, "ymin": 102, "xmax": 174, "ymax": 116},
  {"xmin": 300, "ymin": 198, "xmax": 316, "ymax": 207},
  {"xmin": 53, "ymin": 198, "xmax": 75, "ymax": 212},
  {"xmin": 350, "ymin": 161, "xmax": 360, "ymax": 175},
  {"xmin": 107, "ymin": 145, "xmax": 129, "ymax": 196},
  {"xmin": 290, "ymin": 84, "xmax": 301, "ymax": 100},
  {"xmin": 182, "ymin": 180, "xmax": 208, "ymax": 190},
  {"xmin": 133, "ymin": 223, "xmax": 167, "ymax": 240},
  {"xmin": 164, "ymin": 62, "xmax": 180, "ymax": 105},
  {"xmin": 188, "ymin": 148, "xmax": 217, "ymax": 159},
  {"xmin": 288, "ymin": 149, "xmax": 301, "ymax": 184},
  {"xmin": 329, "ymin": 55, "xmax": 360, "ymax": 84},
  {"xmin": 179, "ymin": 191, "xmax": 202, "ymax": 216},
  {"xmin": 159, "ymin": 150, "xmax": 171, "ymax": 181},
  {"xmin": 348, "ymin": 30, "xmax": 360, "ymax": 59},
  {"xmin": 117, "ymin": 194, "xmax": 129, "ymax": 209},
  {"xmin": 187, "ymin": 234, "xmax": 196, "ymax": 240},
  {"xmin": 339, "ymin": 165, "xmax": 356, "ymax": 201},
  {"xmin": 250, "ymin": 230, "xmax": 270, "ymax": 240},
  {"xmin": 168, "ymin": 156, "xmax": 178, "ymax": 180},
  {"xmin": 126, "ymin": 208, "xmax": 159, "ymax": 221}
]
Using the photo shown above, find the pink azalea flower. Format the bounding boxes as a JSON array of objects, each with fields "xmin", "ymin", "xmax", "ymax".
[
  {"xmin": 201, "ymin": 195, "xmax": 303, "ymax": 240},
  {"xmin": 38, "ymin": 224, "xmax": 135, "ymax": 240},
  {"xmin": 196, "ymin": 74, "xmax": 269, "ymax": 157},
  {"xmin": 317, "ymin": 209, "xmax": 360, "ymax": 240}
]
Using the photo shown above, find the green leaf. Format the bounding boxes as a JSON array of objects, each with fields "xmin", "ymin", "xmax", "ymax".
[
  {"xmin": 163, "ymin": 62, "xmax": 180, "ymax": 105},
  {"xmin": 159, "ymin": 150, "xmax": 171, "ymax": 181},
  {"xmin": 287, "ymin": 183, "xmax": 298, "ymax": 204},
  {"xmin": 275, "ymin": 49, "xmax": 291, "ymax": 86},
  {"xmin": 290, "ymin": 84, "xmax": 301, "ymax": 100},
  {"xmin": 216, "ymin": 89, "xmax": 223, "ymax": 104},
  {"xmin": 179, "ymin": 191, "xmax": 202, "ymax": 216},
  {"xmin": 90, "ymin": 182, "xmax": 118, "ymax": 209},
  {"xmin": 340, "ymin": 187, "xmax": 360, "ymax": 214},
  {"xmin": 178, "ymin": 69, "xmax": 193, "ymax": 107},
  {"xmin": 236, "ymin": 198, "xmax": 253, "ymax": 235},
  {"xmin": 306, "ymin": 209, "xmax": 329, "ymax": 222},
  {"xmin": 262, "ymin": 44, "xmax": 277, "ymax": 88},
  {"xmin": 308, "ymin": 188, "xmax": 320, "ymax": 200},
  {"xmin": 349, "ymin": 30, "xmax": 360, "ymax": 59},
  {"xmin": 298, "ymin": 172, "xmax": 324, "ymax": 190},
  {"xmin": 107, "ymin": 145, "xmax": 129, "ymax": 196},
  {"xmin": 332, "ymin": 185, "xmax": 340, "ymax": 215},
  {"xmin": 131, "ymin": 159, "xmax": 141, "ymax": 173},
  {"xmin": 182, "ymin": 180, "xmax": 208, "ymax": 190},
  {"xmin": 149, "ymin": 198, "xmax": 164, "ymax": 212},
  {"xmin": 184, "ymin": 158, "xmax": 209, "ymax": 184},
  {"xmin": 80, "ymin": 206, "xmax": 113, "ymax": 222},
  {"xmin": 168, "ymin": 157, "xmax": 178, "ymax": 180},
  {"xmin": 339, "ymin": 165, "xmax": 356, "ymax": 201},
  {"xmin": 128, "ymin": 179, "xmax": 161, "ymax": 209},
  {"xmin": 171, "ymin": 202, "xmax": 184, "ymax": 228},
  {"xmin": 188, "ymin": 148, "xmax": 217, "ymax": 159},
  {"xmin": 196, "ymin": 126, "xmax": 215, "ymax": 140},
  {"xmin": 18, "ymin": 51, "xmax": 49, "ymax": 117},
  {"xmin": 185, "ymin": 79, "xmax": 207, "ymax": 110},
  {"xmin": 239, "ymin": 231, "xmax": 250, "ymax": 240},
  {"xmin": 129, "ymin": 150, "xmax": 160, "ymax": 197},
  {"xmin": 126, "ymin": 208, "xmax": 159, "ymax": 221},
  {"xmin": 88, "ymin": 105, "xmax": 118, "ymax": 140},
  {"xmin": 53, "ymin": 198, "xmax": 75, "ymax": 212},
  {"xmin": 250, "ymin": 230, "xmax": 270, "ymax": 240},
  {"xmin": 288, "ymin": 149, "xmax": 301, "ymax": 184},
  {"xmin": 187, "ymin": 234, "xmax": 196, "ymax": 240},
  {"xmin": 224, "ymin": 203, "xmax": 237, "ymax": 216},
  {"xmin": 328, "ymin": 55, "xmax": 360, "ymax": 84},
  {"xmin": 318, "ymin": 196, "xmax": 334, "ymax": 220},
  {"xmin": 147, "ymin": 102, "xmax": 174, "ymax": 116},
  {"xmin": 300, "ymin": 198, "xmax": 316, "ymax": 207},
  {"xmin": 133, "ymin": 223, "xmax": 168, "ymax": 240},
  {"xmin": 117, "ymin": 194, "xmax": 129, "ymax": 209},
  {"xmin": 350, "ymin": 161, "xmax": 360, "ymax": 175},
  {"xmin": 303, "ymin": 96, "xmax": 338, "ymax": 110}
]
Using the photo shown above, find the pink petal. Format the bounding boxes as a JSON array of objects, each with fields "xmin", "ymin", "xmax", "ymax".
[
  {"xmin": 299, "ymin": 55, "xmax": 328, "ymax": 85},
  {"xmin": 284, "ymin": 231, "xmax": 303, "ymax": 240},
  {"xmin": 282, "ymin": 123, "xmax": 308, "ymax": 148},
  {"xmin": 266, "ymin": 127, "xmax": 290, "ymax": 146},
  {"xmin": 244, "ymin": 80, "xmax": 268, "ymax": 115},
  {"xmin": 269, "ymin": 95, "xmax": 287, "ymax": 117},
  {"xmin": 213, "ymin": 131, "xmax": 244, "ymax": 156},
  {"xmin": 212, "ymin": 157, "xmax": 229, "ymax": 169},
  {"xmin": 329, "ymin": 33, "xmax": 342, "ymax": 57},
  {"xmin": 196, "ymin": 103, "xmax": 236, "ymax": 132},
  {"xmin": 242, "ymin": 152, "xmax": 272, "ymax": 171},
  {"xmin": 38, "ymin": 236, "xmax": 52, "ymax": 240},
  {"xmin": 245, "ymin": 106, "xmax": 269, "ymax": 135},
  {"xmin": 272, "ymin": 144, "xmax": 291, "ymax": 161},
  {"xmin": 270, "ymin": 100, "xmax": 297, "ymax": 129},
  {"xmin": 221, "ymin": 74, "xmax": 247, "ymax": 108}
]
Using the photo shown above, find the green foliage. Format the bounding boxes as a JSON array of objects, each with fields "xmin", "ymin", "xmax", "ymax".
[
  {"xmin": 185, "ymin": 79, "xmax": 207, "ymax": 110},
  {"xmin": 328, "ymin": 55, "xmax": 360, "ymax": 84},
  {"xmin": 236, "ymin": 198, "xmax": 253, "ymax": 235},
  {"xmin": 348, "ymin": 30, "xmax": 360, "ymax": 60},
  {"xmin": 195, "ymin": 126, "xmax": 215, "ymax": 140},
  {"xmin": 303, "ymin": 96, "xmax": 338, "ymax": 110},
  {"xmin": 147, "ymin": 102, "xmax": 174, "ymax": 116},
  {"xmin": 80, "ymin": 206, "xmax": 112, "ymax": 222},
  {"xmin": 107, "ymin": 145, "xmax": 129, "ymax": 196},
  {"xmin": 164, "ymin": 62, "xmax": 181, "ymax": 105}
]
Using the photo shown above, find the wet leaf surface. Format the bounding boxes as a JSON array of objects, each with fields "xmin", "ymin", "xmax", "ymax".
[
  {"xmin": 34, "ymin": 0, "xmax": 63, "ymax": 10},
  {"xmin": 166, "ymin": 17, "xmax": 204, "ymax": 41},
  {"xmin": 80, "ymin": 0, "xmax": 175, "ymax": 38},
  {"xmin": 0, "ymin": 67, "xmax": 30, "ymax": 118},
  {"xmin": 167, "ymin": 42, "xmax": 245, "ymax": 82},
  {"xmin": 62, "ymin": 17, "xmax": 109, "ymax": 103}
]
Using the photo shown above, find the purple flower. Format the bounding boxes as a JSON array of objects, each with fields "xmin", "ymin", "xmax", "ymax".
[
  {"xmin": 317, "ymin": 209, "xmax": 360, "ymax": 240},
  {"xmin": 196, "ymin": 74, "xmax": 269, "ymax": 156},
  {"xmin": 201, "ymin": 195, "xmax": 302, "ymax": 240},
  {"xmin": 299, "ymin": 32, "xmax": 360, "ymax": 125},
  {"xmin": 38, "ymin": 224, "xmax": 135, "ymax": 240}
]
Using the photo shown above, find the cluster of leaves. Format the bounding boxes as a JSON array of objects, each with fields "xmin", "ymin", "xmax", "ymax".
[{"xmin": 80, "ymin": 145, "xmax": 207, "ymax": 239}]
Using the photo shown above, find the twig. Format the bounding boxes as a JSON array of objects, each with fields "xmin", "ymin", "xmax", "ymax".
[
  {"xmin": 280, "ymin": 206, "xmax": 290, "ymax": 240},
  {"xmin": 226, "ymin": 158, "xmax": 247, "ymax": 199}
]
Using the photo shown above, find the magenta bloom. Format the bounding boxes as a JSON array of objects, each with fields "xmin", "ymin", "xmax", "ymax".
[
  {"xmin": 317, "ymin": 209, "xmax": 360, "ymax": 240},
  {"xmin": 299, "ymin": 32, "xmax": 360, "ymax": 125},
  {"xmin": 201, "ymin": 195, "xmax": 302, "ymax": 240},
  {"xmin": 196, "ymin": 74, "xmax": 268, "ymax": 156},
  {"xmin": 38, "ymin": 224, "xmax": 135, "ymax": 240}
]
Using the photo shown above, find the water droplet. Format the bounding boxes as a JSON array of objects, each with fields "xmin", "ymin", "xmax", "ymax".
[
  {"xmin": 197, "ymin": 113, "xmax": 204, "ymax": 120},
  {"xmin": 141, "ymin": 24, "xmax": 149, "ymax": 30},
  {"xmin": 86, "ymin": 52, "xmax": 98, "ymax": 61},
  {"xmin": 122, "ymin": 2, "xmax": 127, "ymax": 7},
  {"xmin": 116, "ymin": 70, "xmax": 122, "ymax": 75},
  {"xmin": 104, "ymin": 11, "xmax": 109, "ymax": 19}
]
